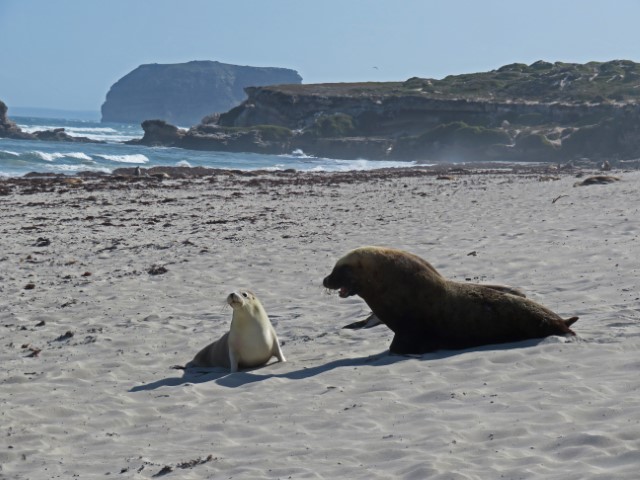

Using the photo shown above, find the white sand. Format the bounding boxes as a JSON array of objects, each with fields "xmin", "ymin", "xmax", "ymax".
[{"xmin": 1, "ymin": 168, "xmax": 639, "ymax": 479}]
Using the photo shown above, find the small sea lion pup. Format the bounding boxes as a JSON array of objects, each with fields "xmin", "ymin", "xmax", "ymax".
[
  {"xmin": 323, "ymin": 246, "xmax": 578, "ymax": 354},
  {"xmin": 189, "ymin": 291, "xmax": 286, "ymax": 372}
]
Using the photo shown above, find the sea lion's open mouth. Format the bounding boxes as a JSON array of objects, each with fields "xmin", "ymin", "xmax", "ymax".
[
  {"xmin": 338, "ymin": 286, "xmax": 355, "ymax": 298},
  {"xmin": 323, "ymin": 271, "xmax": 356, "ymax": 298}
]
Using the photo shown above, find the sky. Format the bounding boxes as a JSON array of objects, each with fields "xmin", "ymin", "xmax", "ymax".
[{"xmin": 2, "ymin": 0, "xmax": 640, "ymax": 113}]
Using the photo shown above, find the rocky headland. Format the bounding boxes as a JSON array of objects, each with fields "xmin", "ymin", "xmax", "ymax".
[
  {"xmin": 0, "ymin": 100, "xmax": 101, "ymax": 143},
  {"xmin": 130, "ymin": 60, "xmax": 640, "ymax": 164},
  {"xmin": 101, "ymin": 60, "xmax": 302, "ymax": 126}
]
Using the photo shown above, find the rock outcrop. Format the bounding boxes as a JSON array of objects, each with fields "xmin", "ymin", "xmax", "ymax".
[
  {"xmin": 0, "ymin": 100, "xmax": 32, "ymax": 139},
  {"xmin": 127, "ymin": 120, "xmax": 291, "ymax": 155},
  {"xmin": 0, "ymin": 100, "xmax": 102, "ymax": 143},
  {"xmin": 210, "ymin": 60, "xmax": 640, "ymax": 162},
  {"xmin": 101, "ymin": 61, "xmax": 302, "ymax": 126}
]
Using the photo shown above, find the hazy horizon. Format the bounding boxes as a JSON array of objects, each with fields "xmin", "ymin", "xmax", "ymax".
[{"xmin": 2, "ymin": 0, "xmax": 640, "ymax": 112}]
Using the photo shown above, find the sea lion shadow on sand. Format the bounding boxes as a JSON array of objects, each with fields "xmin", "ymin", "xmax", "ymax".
[
  {"xmin": 128, "ymin": 355, "xmax": 395, "ymax": 392},
  {"xmin": 129, "ymin": 337, "xmax": 557, "ymax": 392}
]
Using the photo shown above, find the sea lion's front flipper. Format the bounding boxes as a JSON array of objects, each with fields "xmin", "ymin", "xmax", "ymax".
[{"xmin": 342, "ymin": 313, "xmax": 383, "ymax": 330}]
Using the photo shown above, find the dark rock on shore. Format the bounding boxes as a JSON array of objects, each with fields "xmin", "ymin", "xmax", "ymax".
[
  {"xmin": 101, "ymin": 60, "xmax": 302, "ymax": 126},
  {"xmin": 0, "ymin": 100, "xmax": 103, "ymax": 143},
  {"xmin": 127, "ymin": 120, "xmax": 292, "ymax": 155},
  {"xmin": 0, "ymin": 100, "xmax": 33, "ymax": 139}
]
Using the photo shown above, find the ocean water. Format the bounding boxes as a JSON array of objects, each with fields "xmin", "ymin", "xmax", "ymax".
[{"xmin": 0, "ymin": 116, "xmax": 416, "ymax": 177}]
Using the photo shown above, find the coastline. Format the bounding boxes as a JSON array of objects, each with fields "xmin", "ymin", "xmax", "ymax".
[{"xmin": 2, "ymin": 166, "xmax": 639, "ymax": 478}]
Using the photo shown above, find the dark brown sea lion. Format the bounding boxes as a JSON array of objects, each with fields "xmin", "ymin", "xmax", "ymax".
[
  {"xmin": 573, "ymin": 175, "xmax": 620, "ymax": 187},
  {"xmin": 323, "ymin": 246, "xmax": 578, "ymax": 354}
]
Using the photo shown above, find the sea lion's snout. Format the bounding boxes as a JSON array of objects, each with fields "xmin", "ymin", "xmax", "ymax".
[
  {"xmin": 323, "ymin": 267, "xmax": 356, "ymax": 298},
  {"xmin": 227, "ymin": 292, "xmax": 244, "ymax": 307}
]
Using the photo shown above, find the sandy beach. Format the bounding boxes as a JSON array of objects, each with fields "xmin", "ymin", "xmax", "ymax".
[{"xmin": 1, "ymin": 165, "xmax": 639, "ymax": 479}]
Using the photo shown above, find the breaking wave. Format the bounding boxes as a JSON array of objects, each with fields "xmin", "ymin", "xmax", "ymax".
[{"xmin": 94, "ymin": 154, "xmax": 149, "ymax": 164}]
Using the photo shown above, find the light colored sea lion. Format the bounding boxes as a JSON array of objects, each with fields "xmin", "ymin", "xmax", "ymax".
[
  {"xmin": 189, "ymin": 290, "xmax": 286, "ymax": 372},
  {"xmin": 323, "ymin": 246, "xmax": 578, "ymax": 354}
]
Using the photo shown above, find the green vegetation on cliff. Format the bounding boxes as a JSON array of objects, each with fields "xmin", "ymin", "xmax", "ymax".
[
  {"xmin": 417, "ymin": 121, "xmax": 511, "ymax": 148},
  {"xmin": 265, "ymin": 60, "xmax": 640, "ymax": 104},
  {"xmin": 305, "ymin": 114, "xmax": 356, "ymax": 138}
]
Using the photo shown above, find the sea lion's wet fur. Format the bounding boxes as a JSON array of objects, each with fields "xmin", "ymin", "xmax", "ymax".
[{"xmin": 323, "ymin": 246, "xmax": 578, "ymax": 354}]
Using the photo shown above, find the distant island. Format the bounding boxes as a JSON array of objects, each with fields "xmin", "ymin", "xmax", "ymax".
[
  {"xmin": 100, "ymin": 60, "xmax": 302, "ymax": 126},
  {"xmin": 129, "ymin": 60, "xmax": 640, "ymax": 164}
]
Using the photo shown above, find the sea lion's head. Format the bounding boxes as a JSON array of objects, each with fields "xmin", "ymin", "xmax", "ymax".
[
  {"xmin": 323, "ymin": 246, "xmax": 388, "ymax": 298},
  {"xmin": 227, "ymin": 290, "xmax": 268, "ymax": 320},
  {"xmin": 324, "ymin": 246, "xmax": 445, "ymax": 300},
  {"xmin": 227, "ymin": 290, "xmax": 256, "ymax": 309}
]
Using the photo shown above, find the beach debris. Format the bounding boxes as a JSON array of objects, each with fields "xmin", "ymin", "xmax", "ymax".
[
  {"xmin": 62, "ymin": 177, "xmax": 83, "ymax": 186},
  {"xmin": 24, "ymin": 282, "xmax": 35, "ymax": 290},
  {"xmin": 573, "ymin": 175, "xmax": 620, "ymax": 187},
  {"xmin": 152, "ymin": 172, "xmax": 171, "ymax": 181},
  {"xmin": 467, "ymin": 250, "xmax": 478, "ymax": 256},
  {"xmin": 55, "ymin": 331, "xmax": 75, "ymax": 341},
  {"xmin": 436, "ymin": 175, "xmax": 456, "ymax": 180},
  {"xmin": 552, "ymin": 194, "xmax": 569, "ymax": 204},
  {"xmin": 148, "ymin": 264, "xmax": 168, "ymax": 275},
  {"xmin": 152, "ymin": 455, "xmax": 216, "ymax": 477},
  {"xmin": 22, "ymin": 344, "xmax": 41, "ymax": 357},
  {"xmin": 152, "ymin": 466, "xmax": 173, "ymax": 477},
  {"xmin": 35, "ymin": 320, "xmax": 46, "ymax": 327},
  {"xmin": 33, "ymin": 237, "xmax": 50, "ymax": 247}
]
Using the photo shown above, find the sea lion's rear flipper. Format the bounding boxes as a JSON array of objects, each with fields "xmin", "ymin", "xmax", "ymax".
[
  {"xmin": 564, "ymin": 316, "xmax": 579, "ymax": 327},
  {"xmin": 342, "ymin": 313, "xmax": 383, "ymax": 330}
]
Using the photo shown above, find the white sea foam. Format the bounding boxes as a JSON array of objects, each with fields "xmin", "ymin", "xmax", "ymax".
[
  {"xmin": 44, "ymin": 164, "xmax": 111, "ymax": 174},
  {"xmin": 176, "ymin": 160, "xmax": 192, "ymax": 167},
  {"xmin": 284, "ymin": 149, "xmax": 315, "ymax": 159},
  {"xmin": 18, "ymin": 124, "xmax": 59, "ymax": 133},
  {"xmin": 17, "ymin": 123, "xmax": 140, "ymax": 142},
  {"xmin": 67, "ymin": 126, "xmax": 118, "ymax": 134},
  {"xmin": 308, "ymin": 159, "xmax": 417, "ymax": 172},
  {"xmin": 95, "ymin": 154, "xmax": 149, "ymax": 164},
  {"xmin": 1, "ymin": 150, "xmax": 20, "ymax": 156},
  {"xmin": 96, "ymin": 134, "xmax": 140, "ymax": 142},
  {"xmin": 32, "ymin": 151, "xmax": 66, "ymax": 162},
  {"xmin": 65, "ymin": 127, "xmax": 139, "ymax": 142},
  {"xmin": 64, "ymin": 152, "xmax": 93, "ymax": 161},
  {"xmin": 30, "ymin": 151, "xmax": 93, "ymax": 162}
]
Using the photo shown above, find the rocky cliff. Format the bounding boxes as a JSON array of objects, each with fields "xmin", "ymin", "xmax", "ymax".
[
  {"xmin": 101, "ymin": 61, "xmax": 302, "ymax": 126},
  {"xmin": 211, "ymin": 61, "xmax": 640, "ymax": 162},
  {"xmin": 130, "ymin": 61, "xmax": 640, "ymax": 164}
]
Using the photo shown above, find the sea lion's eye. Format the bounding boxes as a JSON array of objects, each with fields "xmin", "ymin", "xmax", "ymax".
[{"xmin": 242, "ymin": 292, "xmax": 248, "ymax": 298}]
